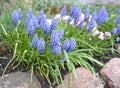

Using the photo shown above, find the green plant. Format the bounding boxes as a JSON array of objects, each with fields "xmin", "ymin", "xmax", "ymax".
[{"xmin": 0, "ymin": 4, "xmax": 118, "ymax": 87}]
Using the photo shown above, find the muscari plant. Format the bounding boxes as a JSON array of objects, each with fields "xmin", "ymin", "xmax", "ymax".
[{"xmin": 1, "ymin": 4, "xmax": 119, "ymax": 87}]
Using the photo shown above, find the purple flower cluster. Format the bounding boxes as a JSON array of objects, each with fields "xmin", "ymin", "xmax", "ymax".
[
  {"xmin": 84, "ymin": 8, "xmax": 90, "ymax": 20},
  {"xmin": 78, "ymin": 21, "xmax": 84, "ymax": 28},
  {"xmin": 38, "ymin": 10, "xmax": 50, "ymax": 36},
  {"xmin": 26, "ymin": 16, "xmax": 38, "ymax": 36},
  {"xmin": 24, "ymin": 9, "xmax": 38, "ymax": 36},
  {"xmin": 112, "ymin": 24, "xmax": 120, "ymax": 34},
  {"xmin": 25, "ymin": 9, "xmax": 33, "ymax": 26},
  {"xmin": 87, "ymin": 19, "xmax": 95, "ymax": 32},
  {"xmin": 70, "ymin": 4, "xmax": 81, "ymax": 22},
  {"xmin": 38, "ymin": 10, "xmax": 46, "ymax": 26},
  {"xmin": 62, "ymin": 38, "xmax": 76, "ymax": 52},
  {"xmin": 115, "ymin": 8, "xmax": 120, "ymax": 24},
  {"xmin": 12, "ymin": 9, "xmax": 22, "ymax": 25},
  {"xmin": 116, "ymin": 37, "xmax": 120, "ymax": 43},
  {"xmin": 31, "ymin": 34, "xmax": 45, "ymax": 54},
  {"xmin": 31, "ymin": 34, "xmax": 39, "ymax": 47},
  {"xmin": 50, "ymin": 18, "xmax": 58, "ymax": 30},
  {"xmin": 38, "ymin": 38, "xmax": 45, "ymax": 54},
  {"xmin": 41, "ymin": 22, "xmax": 50, "ymax": 36},
  {"xmin": 50, "ymin": 30, "xmax": 61, "ymax": 56},
  {"xmin": 70, "ymin": 4, "xmax": 76, "ymax": 17},
  {"xmin": 60, "ymin": 5, "xmax": 66, "ymax": 17},
  {"xmin": 117, "ymin": 8, "xmax": 120, "ymax": 16},
  {"xmin": 97, "ymin": 6, "xmax": 109, "ymax": 25},
  {"xmin": 91, "ymin": 11, "xmax": 97, "ymax": 21},
  {"xmin": 11, "ymin": 8, "xmax": 77, "ymax": 57},
  {"xmin": 115, "ymin": 16, "xmax": 120, "ymax": 24}
]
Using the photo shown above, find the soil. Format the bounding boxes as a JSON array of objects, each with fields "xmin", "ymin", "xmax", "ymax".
[{"xmin": 0, "ymin": 43, "xmax": 26, "ymax": 76}]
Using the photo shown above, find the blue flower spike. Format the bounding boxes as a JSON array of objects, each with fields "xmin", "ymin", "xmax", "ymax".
[
  {"xmin": 31, "ymin": 34, "xmax": 39, "ymax": 47},
  {"xmin": 97, "ymin": 6, "xmax": 109, "ymax": 25},
  {"xmin": 116, "ymin": 37, "xmax": 120, "ymax": 43},
  {"xmin": 25, "ymin": 9, "xmax": 33, "ymax": 26},
  {"xmin": 87, "ymin": 19, "xmax": 95, "ymax": 32},
  {"xmin": 50, "ymin": 30, "xmax": 61, "ymax": 56},
  {"xmin": 12, "ymin": 9, "xmax": 22, "ymax": 25},
  {"xmin": 84, "ymin": 8, "xmax": 90, "ymax": 20},
  {"xmin": 38, "ymin": 38, "xmax": 45, "ymax": 54},
  {"xmin": 60, "ymin": 5, "xmax": 66, "ymax": 17},
  {"xmin": 91, "ymin": 11, "xmax": 97, "ymax": 21},
  {"xmin": 50, "ymin": 18, "xmax": 58, "ymax": 30},
  {"xmin": 27, "ymin": 16, "xmax": 38, "ymax": 36},
  {"xmin": 117, "ymin": 7, "xmax": 120, "ymax": 16},
  {"xmin": 62, "ymin": 38, "xmax": 76, "ymax": 52}
]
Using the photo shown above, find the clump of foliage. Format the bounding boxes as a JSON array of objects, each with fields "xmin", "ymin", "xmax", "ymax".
[{"xmin": 0, "ymin": 4, "xmax": 119, "ymax": 87}]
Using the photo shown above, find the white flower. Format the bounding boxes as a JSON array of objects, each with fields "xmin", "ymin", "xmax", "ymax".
[
  {"xmin": 104, "ymin": 32, "xmax": 111, "ymax": 37},
  {"xmin": 46, "ymin": 19, "xmax": 52, "ymax": 25},
  {"xmin": 98, "ymin": 32, "xmax": 105, "ymax": 40},
  {"xmin": 92, "ymin": 30, "xmax": 100, "ymax": 36}
]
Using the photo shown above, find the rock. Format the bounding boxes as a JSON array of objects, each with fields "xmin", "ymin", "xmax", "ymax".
[
  {"xmin": 56, "ymin": 67, "xmax": 103, "ymax": 88},
  {"xmin": 100, "ymin": 58, "xmax": 120, "ymax": 88},
  {"xmin": 0, "ymin": 71, "xmax": 41, "ymax": 88},
  {"xmin": 115, "ymin": 44, "xmax": 120, "ymax": 53}
]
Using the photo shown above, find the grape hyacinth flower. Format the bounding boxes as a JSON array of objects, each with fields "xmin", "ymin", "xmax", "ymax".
[
  {"xmin": 116, "ymin": 37, "xmax": 120, "ymax": 43},
  {"xmin": 27, "ymin": 16, "xmax": 38, "ymax": 36},
  {"xmin": 115, "ymin": 15, "xmax": 120, "ymax": 24},
  {"xmin": 38, "ymin": 10, "xmax": 50, "ymax": 36},
  {"xmin": 52, "ymin": 46, "xmax": 61, "ymax": 56},
  {"xmin": 38, "ymin": 10, "xmax": 46, "ymax": 25},
  {"xmin": 97, "ymin": 6, "xmax": 109, "ymax": 25},
  {"xmin": 62, "ymin": 39, "xmax": 70, "ymax": 52},
  {"xmin": 78, "ymin": 21, "xmax": 84, "ymax": 28},
  {"xmin": 38, "ymin": 38, "xmax": 45, "ymax": 54},
  {"xmin": 50, "ymin": 30, "xmax": 61, "ymax": 56},
  {"xmin": 50, "ymin": 18, "xmax": 58, "ymax": 30},
  {"xmin": 12, "ymin": 9, "xmax": 22, "ymax": 25},
  {"xmin": 87, "ymin": 19, "xmax": 95, "ymax": 32},
  {"xmin": 41, "ymin": 22, "xmax": 51, "ymax": 36},
  {"xmin": 31, "ymin": 34, "xmax": 39, "ymax": 47},
  {"xmin": 62, "ymin": 38, "xmax": 76, "ymax": 52},
  {"xmin": 69, "ymin": 38, "xmax": 76, "ymax": 52},
  {"xmin": 117, "ymin": 7, "xmax": 120, "ymax": 16},
  {"xmin": 40, "ymin": 23, "xmax": 50, "ymax": 35},
  {"xmin": 25, "ymin": 9, "xmax": 33, "ymax": 26},
  {"xmin": 69, "ymin": 5, "xmax": 82, "ymax": 24},
  {"xmin": 112, "ymin": 28, "xmax": 117, "ymax": 34},
  {"xmin": 84, "ymin": 8, "xmax": 90, "ymax": 20},
  {"xmin": 18, "ymin": 9, "xmax": 22, "ymax": 20},
  {"xmin": 67, "ymin": 17, "xmax": 72, "ymax": 24},
  {"xmin": 91, "ymin": 11, "xmax": 97, "ymax": 21},
  {"xmin": 70, "ymin": 4, "xmax": 81, "ymax": 23},
  {"xmin": 58, "ymin": 29, "xmax": 64, "ymax": 40},
  {"xmin": 70, "ymin": 4, "xmax": 76, "ymax": 17},
  {"xmin": 116, "ymin": 24, "xmax": 120, "ymax": 34},
  {"xmin": 112, "ymin": 25, "xmax": 120, "ymax": 35},
  {"xmin": 73, "ymin": 8, "xmax": 81, "ymax": 23},
  {"xmin": 60, "ymin": 5, "xmax": 66, "ymax": 17}
]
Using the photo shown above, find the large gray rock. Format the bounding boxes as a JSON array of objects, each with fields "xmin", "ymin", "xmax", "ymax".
[
  {"xmin": 100, "ymin": 58, "xmax": 120, "ymax": 88},
  {"xmin": 56, "ymin": 67, "xmax": 103, "ymax": 88},
  {"xmin": 0, "ymin": 71, "xmax": 41, "ymax": 88}
]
